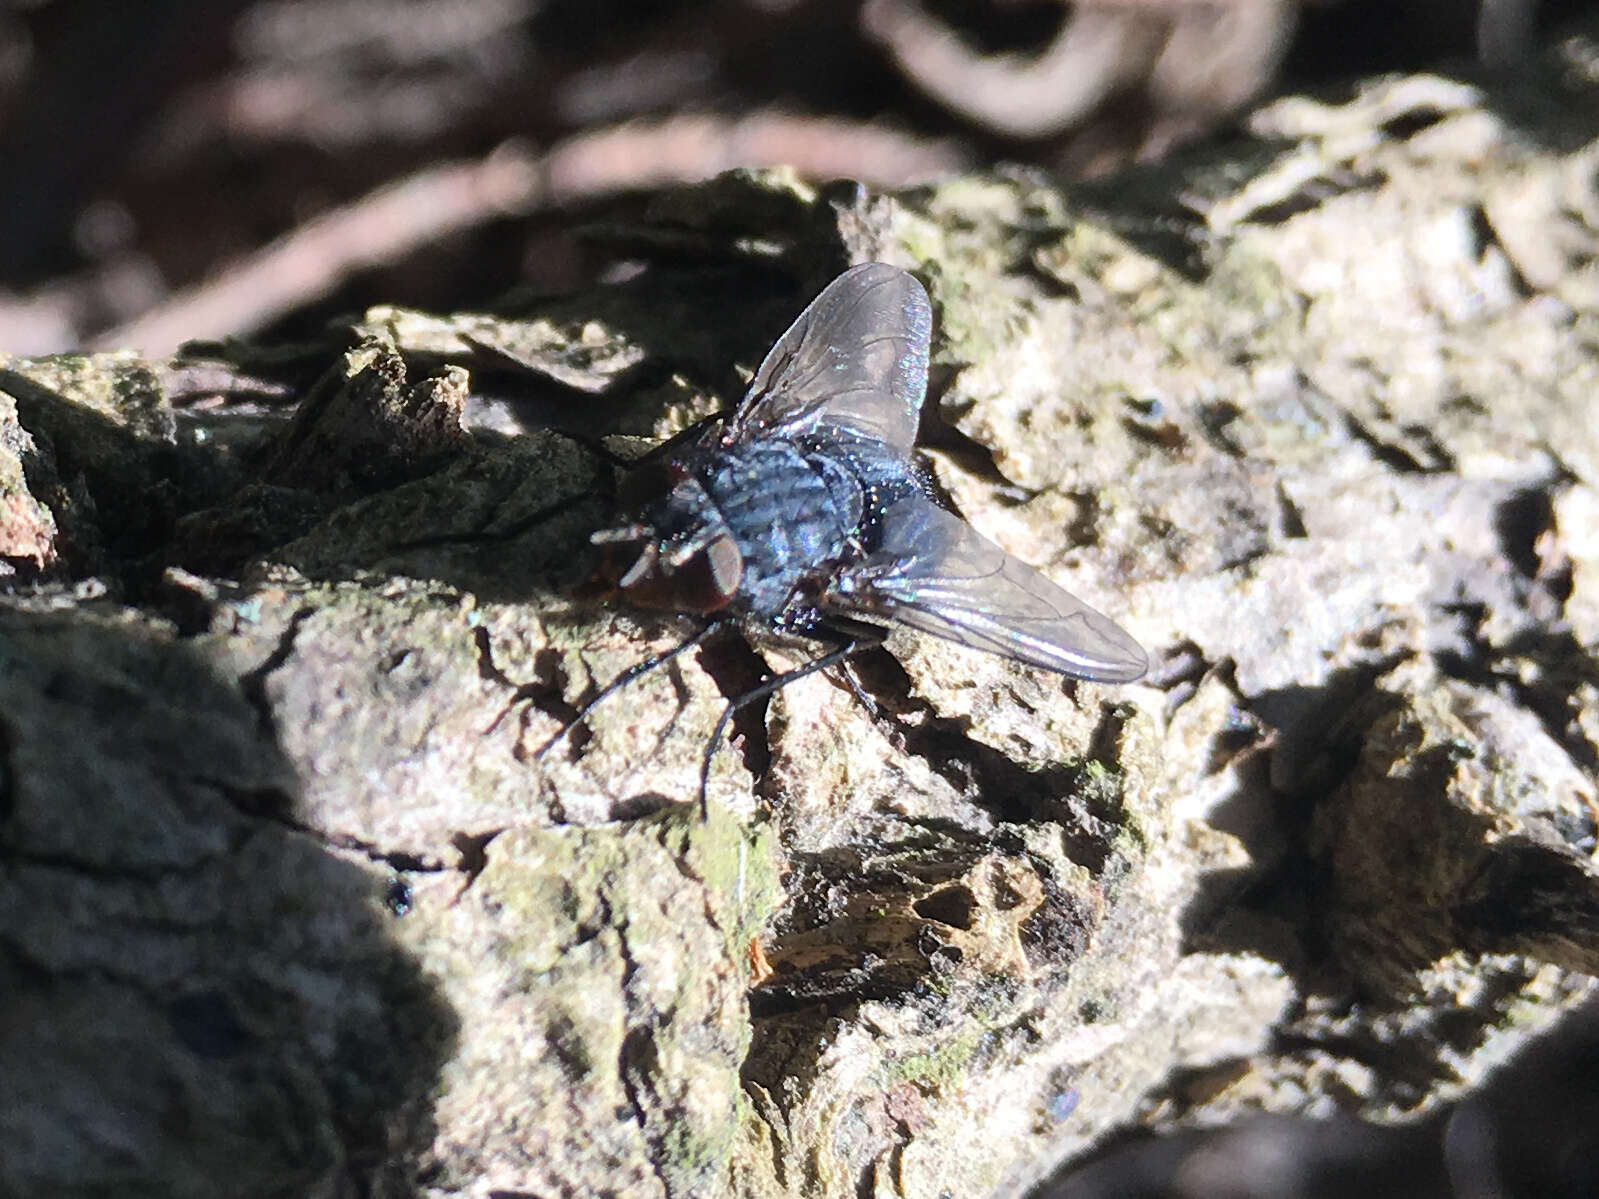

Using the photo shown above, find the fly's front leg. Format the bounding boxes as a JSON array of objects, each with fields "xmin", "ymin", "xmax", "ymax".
[{"xmin": 536, "ymin": 620, "xmax": 729, "ymax": 765}]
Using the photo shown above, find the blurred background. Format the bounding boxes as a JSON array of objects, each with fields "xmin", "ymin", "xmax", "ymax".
[{"xmin": 0, "ymin": 0, "xmax": 1584, "ymax": 357}]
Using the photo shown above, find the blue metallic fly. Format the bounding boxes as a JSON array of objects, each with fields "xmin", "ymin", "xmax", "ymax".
[{"xmin": 546, "ymin": 263, "xmax": 1146, "ymax": 809}]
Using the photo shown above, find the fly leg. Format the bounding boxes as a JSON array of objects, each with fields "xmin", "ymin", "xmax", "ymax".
[
  {"xmin": 536, "ymin": 619, "xmax": 728, "ymax": 766},
  {"xmin": 463, "ymin": 332, "xmax": 733, "ymax": 467},
  {"xmin": 837, "ymin": 658, "xmax": 883, "ymax": 721},
  {"xmin": 699, "ymin": 626, "xmax": 885, "ymax": 817},
  {"xmin": 568, "ymin": 410, "xmax": 735, "ymax": 472},
  {"xmin": 837, "ymin": 653, "xmax": 932, "ymax": 758}
]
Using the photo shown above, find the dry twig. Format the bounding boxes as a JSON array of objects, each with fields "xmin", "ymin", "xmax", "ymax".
[{"xmin": 95, "ymin": 113, "xmax": 966, "ymax": 355}]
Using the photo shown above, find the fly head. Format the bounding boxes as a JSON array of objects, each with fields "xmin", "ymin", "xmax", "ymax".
[{"xmin": 591, "ymin": 461, "xmax": 745, "ymax": 617}]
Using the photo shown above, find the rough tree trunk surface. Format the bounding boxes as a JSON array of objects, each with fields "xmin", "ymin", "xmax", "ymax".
[{"xmin": 6, "ymin": 26, "xmax": 1599, "ymax": 1199}]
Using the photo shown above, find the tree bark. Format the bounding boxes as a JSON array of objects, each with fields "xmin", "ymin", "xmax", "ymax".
[{"xmin": 5, "ymin": 31, "xmax": 1599, "ymax": 1198}]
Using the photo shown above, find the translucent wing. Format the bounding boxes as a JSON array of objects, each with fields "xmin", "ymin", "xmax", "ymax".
[
  {"xmin": 827, "ymin": 497, "xmax": 1148, "ymax": 682},
  {"xmin": 727, "ymin": 262, "xmax": 931, "ymax": 452}
]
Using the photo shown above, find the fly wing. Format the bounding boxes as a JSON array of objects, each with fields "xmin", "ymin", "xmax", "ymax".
[
  {"xmin": 828, "ymin": 497, "xmax": 1148, "ymax": 682},
  {"xmin": 728, "ymin": 262, "xmax": 931, "ymax": 452}
]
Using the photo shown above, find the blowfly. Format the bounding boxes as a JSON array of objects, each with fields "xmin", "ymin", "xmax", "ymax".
[{"xmin": 544, "ymin": 262, "xmax": 1146, "ymax": 809}]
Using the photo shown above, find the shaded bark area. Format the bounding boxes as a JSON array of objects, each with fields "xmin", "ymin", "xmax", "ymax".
[{"xmin": 5, "ymin": 26, "xmax": 1599, "ymax": 1198}]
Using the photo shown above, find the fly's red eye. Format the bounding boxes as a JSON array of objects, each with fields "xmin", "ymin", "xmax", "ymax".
[
  {"xmin": 655, "ymin": 533, "xmax": 741, "ymax": 613},
  {"xmin": 670, "ymin": 534, "xmax": 743, "ymax": 614},
  {"xmin": 611, "ymin": 533, "xmax": 742, "ymax": 615}
]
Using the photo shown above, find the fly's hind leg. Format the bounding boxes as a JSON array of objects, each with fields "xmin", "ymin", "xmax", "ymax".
[{"xmin": 698, "ymin": 622, "xmax": 886, "ymax": 817}]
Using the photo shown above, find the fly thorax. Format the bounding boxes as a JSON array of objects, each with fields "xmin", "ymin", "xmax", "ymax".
[{"xmin": 695, "ymin": 440, "xmax": 861, "ymax": 618}]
